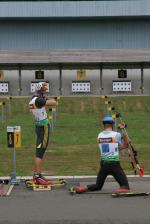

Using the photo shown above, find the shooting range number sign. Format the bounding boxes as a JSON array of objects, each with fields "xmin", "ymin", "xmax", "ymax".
[
  {"xmin": 7, "ymin": 126, "xmax": 21, "ymax": 148},
  {"xmin": 77, "ymin": 70, "xmax": 86, "ymax": 80},
  {"xmin": 118, "ymin": 70, "xmax": 127, "ymax": 79},
  {"xmin": 35, "ymin": 70, "xmax": 44, "ymax": 80}
]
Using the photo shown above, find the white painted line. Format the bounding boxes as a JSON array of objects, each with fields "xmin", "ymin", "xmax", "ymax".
[
  {"xmin": 1, "ymin": 175, "xmax": 150, "ymax": 180},
  {"xmin": 6, "ymin": 185, "xmax": 14, "ymax": 196}
]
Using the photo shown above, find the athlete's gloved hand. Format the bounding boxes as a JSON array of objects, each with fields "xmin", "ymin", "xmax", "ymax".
[
  {"xmin": 53, "ymin": 97, "xmax": 60, "ymax": 106},
  {"xmin": 118, "ymin": 122, "xmax": 127, "ymax": 129}
]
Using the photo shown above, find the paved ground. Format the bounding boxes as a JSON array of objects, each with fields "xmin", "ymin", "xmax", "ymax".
[{"xmin": 0, "ymin": 177, "xmax": 150, "ymax": 224}]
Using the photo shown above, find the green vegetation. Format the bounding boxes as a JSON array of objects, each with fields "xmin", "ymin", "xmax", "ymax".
[{"xmin": 0, "ymin": 96, "xmax": 150, "ymax": 176}]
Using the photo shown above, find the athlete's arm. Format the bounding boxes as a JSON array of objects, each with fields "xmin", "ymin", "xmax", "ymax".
[
  {"xmin": 121, "ymin": 134, "xmax": 129, "ymax": 149},
  {"xmin": 45, "ymin": 98, "xmax": 57, "ymax": 106},
  {"xmin": 117, "ymin": 132, "xmax": 129, "ymax": 149},
  {"xmin": 35, "ymin": 97, "xmax": 57, "ymax": 108}
]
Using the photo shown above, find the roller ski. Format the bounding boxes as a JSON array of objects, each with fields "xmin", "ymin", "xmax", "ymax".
[
  {"xmin": 25, "ymin": 174, "xmax": 66, "ymax": 191},
  {"xmin": 112, "ymin": 191, "xmax": 150, "ymax": 198},
  {"xmin": 111, "ymin": 187, "xmax": 150, "ymax": 197}
]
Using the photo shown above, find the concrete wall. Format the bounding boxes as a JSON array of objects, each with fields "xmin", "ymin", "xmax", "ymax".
[
  {"xmin": 1, "ymin": 69, "xmax": 150, "ymax": 96},
  {"xmin": 1, "ymin": 19, "xmax": 150, "ymax": 49},
  {"xmin": 0, "ymin": 1, "xmax": 150, "ymax": 19}
]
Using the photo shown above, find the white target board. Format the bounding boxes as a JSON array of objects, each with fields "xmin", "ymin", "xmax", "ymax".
[
  {"xmin": 113, "ymin": 80, "xmax": 132, "ymax": 92},
  {"xmin": 72, "ymin": 81, "xmax": 91, "ymax": 93},
  {"xmin": 30, "ymin": 81, "xmax": 49, "ymax": 93},
  {"xmin": 0, "ymin": 82, "xmax": 9, "ymax": 93}
]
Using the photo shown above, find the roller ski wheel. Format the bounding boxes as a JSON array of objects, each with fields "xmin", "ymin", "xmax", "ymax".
[
  {"xmin": 0, "ymin": 179, "xmax": 9, "ymax": 185},
  {"xmin": 69, "ymin": 186, "xmax": 76, "ymax": 195}
]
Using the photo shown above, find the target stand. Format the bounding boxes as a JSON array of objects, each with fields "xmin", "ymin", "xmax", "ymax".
[{"xmin": 7, "ymin": 126, "xmax": 21, "ymax": 185}]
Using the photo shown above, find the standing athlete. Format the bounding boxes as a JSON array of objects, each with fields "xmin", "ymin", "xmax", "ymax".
[
  {"xmin": 29, "ymin": 82, "xmax": 57, "ymax": 185},
  {"xmin": 73, "ymin": 115, "xmax": 130, "ymax": 193}
]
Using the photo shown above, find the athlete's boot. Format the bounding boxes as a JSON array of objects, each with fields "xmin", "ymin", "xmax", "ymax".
[
  {"xmin": 39, "ymin": 174, "xmax": 52, "ymax": 183},
  {"xmin": 33, "ymin": 173, "xmax": 51, "ymax": 185},
  {"xmin": 115, "ymin": 186, "xmax": 130, "ymax": 193},
  {"xmin": 73, "ymin": 184, "xmax": 87, "ymax": 194}
]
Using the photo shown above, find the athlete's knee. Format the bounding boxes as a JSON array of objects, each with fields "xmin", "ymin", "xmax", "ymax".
[{"xmin": 36, "ymin": 148, "xmax": 46, "ymax": 159}]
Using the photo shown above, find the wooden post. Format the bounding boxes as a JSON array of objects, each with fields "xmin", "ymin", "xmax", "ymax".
[
  {"xmin": 141, "ymin": 65, "xmax": 144, "ymax": 94},
  {"xmin": 100, "ymin": 65, "xmax": 103, "ymax": 95},
  {"xmin": 59, "ymin": 66, "xmax": 62, "ymax": 96},
  {"xmin": 18, "ymin": 65, "xmax": 22, "ymax": 96}
]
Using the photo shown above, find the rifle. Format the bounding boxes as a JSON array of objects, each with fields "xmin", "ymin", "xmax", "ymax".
[{"xmin": 116, "ymin": 112, "xmax": 144, "ymax": 177}]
